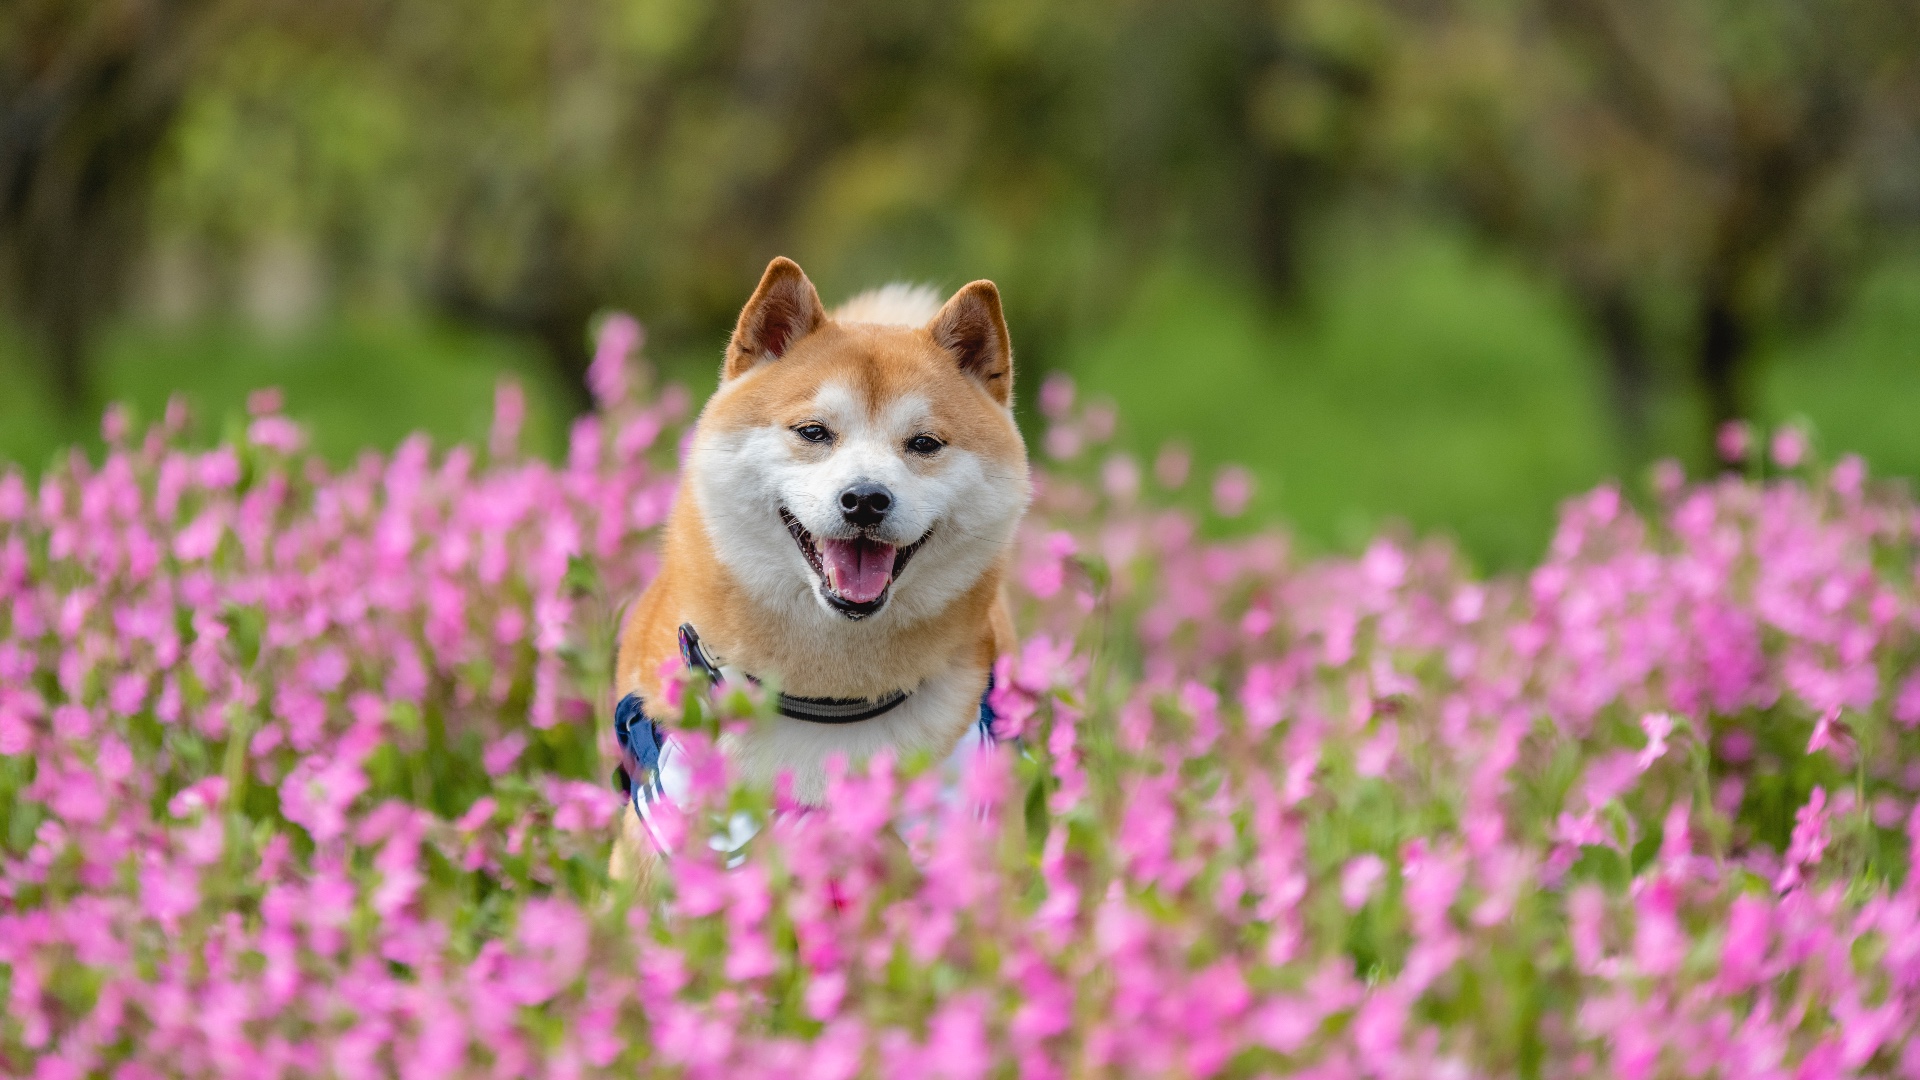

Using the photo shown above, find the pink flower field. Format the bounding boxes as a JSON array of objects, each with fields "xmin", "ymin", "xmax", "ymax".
[{"xmin": 4, "ymin": 327, "xmax": 1920, "ymax": 1078}]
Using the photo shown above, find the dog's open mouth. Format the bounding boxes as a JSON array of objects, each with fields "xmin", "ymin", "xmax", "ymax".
[{"xmin": 780, "ymin": 508, "xmax": 927, "ymax": 618}]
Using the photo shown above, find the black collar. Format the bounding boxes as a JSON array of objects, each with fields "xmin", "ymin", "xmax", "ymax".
[{"xmin": 678, "ymin": 623, "xmax": 911, "ymax": 725}]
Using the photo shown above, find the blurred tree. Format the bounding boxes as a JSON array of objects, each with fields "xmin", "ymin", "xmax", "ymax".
[
  {"xmin": 0, "ymin": 0, "xmax": 231, "ymax": 412},
  {"xmin": 136, "ymin": 0, "xmax": 1385, "ymax": 401},
  {"xmin": 1373, "ymin": 0, "xmax": 1920, "ymax": 455},
  {"xmin": 18, "ymin": 0, "xmax": 1912, "ymax": 455}
]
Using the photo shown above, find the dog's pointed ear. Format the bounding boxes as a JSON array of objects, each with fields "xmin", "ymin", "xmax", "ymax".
[
  {"xmin": 927, "ymin": 280, "xmax": 1012, "ymax": 406},
  {"xmin": 725, "ymin": 257, "xmax": 827, "ymax": 380}
]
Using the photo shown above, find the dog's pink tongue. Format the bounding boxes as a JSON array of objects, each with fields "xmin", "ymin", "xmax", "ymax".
[{"xmin": 821, "ymin": 538, "xmax": 895, "ymax": 603}]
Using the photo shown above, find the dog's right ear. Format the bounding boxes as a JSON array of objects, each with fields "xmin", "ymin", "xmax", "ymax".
[
  {"xmin": 725, "ymin": 257, "xmax": 827, "ymax": 380},
  {"xmin": 928, "ymin": 280, "xmax": 1013, "ymax": 407}
]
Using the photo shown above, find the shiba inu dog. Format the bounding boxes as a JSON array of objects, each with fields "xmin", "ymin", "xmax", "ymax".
[{"xmin": 609, "ymin": 257, "xmax": 1028, "ymax": 881}]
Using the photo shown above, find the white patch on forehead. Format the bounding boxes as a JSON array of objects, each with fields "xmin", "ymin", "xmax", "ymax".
[
  {"xmin": 807, "ymin": 379, "xmax": 930, "ymax": 436},
  {"xmin": 877, "ymin": 391, "xmax": 931, "ymax": 434},
  {"xmin": 810, "ymin": 379, "xmax": 861, "ymax": 425}
]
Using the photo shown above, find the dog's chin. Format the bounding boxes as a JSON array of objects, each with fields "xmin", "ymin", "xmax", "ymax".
[{"xmin": 779, "ymin": 507, "xmax": 928, "ymax": 621}]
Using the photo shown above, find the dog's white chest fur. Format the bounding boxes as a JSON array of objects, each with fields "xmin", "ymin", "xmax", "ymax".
[{"xmin": 724, "ymin": 660, "xmax": 988, "ymax": 804}]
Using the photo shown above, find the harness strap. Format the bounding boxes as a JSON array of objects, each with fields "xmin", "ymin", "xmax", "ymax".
[
  {"xmin": 610, "ymin": 692, "xmax": 664, "ymax": 817},
  {"xmin": 609, "ymin": 626, "xmax": 1001, "ymax": 857},
  {"xmin": 679, "ymin": 623, "xmax": 914, "ymax": 725}
]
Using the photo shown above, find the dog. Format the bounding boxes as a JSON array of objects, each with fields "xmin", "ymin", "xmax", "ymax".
[{"xmin": 609, "ymin": 257, "xmax": 1029, "ymax": 883}]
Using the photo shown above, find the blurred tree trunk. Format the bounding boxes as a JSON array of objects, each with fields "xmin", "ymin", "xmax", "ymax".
[
  {"xmin": 1693, "ymin": 82, "xmax": 1858, "ymax": 458},
  {"xmin": 1696, "ymin": 287, "xmax": 1746, "ymax": 445},
  {"xmin": 1399, "ymin": 0, "xmax": 1918, "ymax": 464},
  {"xmin": 429, "ymin": 202, "xmax": 599, "ymax": 417},
  {"xmin": 0, "ymin": 0, "xmax": 225, "ymax": 414},
  {"xmin": 1246, "ymin": 150, "xmax": 1307, "ymax": 301},
  {"xmin": 1585, "ymin": 285, "xmax": 1655, "ymax": 447}
]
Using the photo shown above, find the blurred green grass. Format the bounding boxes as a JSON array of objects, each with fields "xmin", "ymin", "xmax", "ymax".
[
  {"xmin": 0, "ymin": 316, "xmax": 572, "ymax": 470},
  {"xmin": 1066, "ymin": 226, "xmax": 1617, "ymax": 570},
  {"xmin": 1067, "ymin": 225, "xmax": 1920, "ymax": 570},
  {"xmin": 4, "ymin": 225, "xmax": 1917, "ymax": 571},
  {"xmin": 1759, "ymin": 262, "xmax": 1920, "ymax": 483}
]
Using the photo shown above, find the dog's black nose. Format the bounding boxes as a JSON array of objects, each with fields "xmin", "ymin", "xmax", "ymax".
[{"xmin": 839, "ymin": 483, "xmax": 893, "ymax": 526}]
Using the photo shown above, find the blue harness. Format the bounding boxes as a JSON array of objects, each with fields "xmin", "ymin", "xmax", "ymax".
[{"xmin": 611, "ymin": 623, "xmax": 998, "ymax": 822}]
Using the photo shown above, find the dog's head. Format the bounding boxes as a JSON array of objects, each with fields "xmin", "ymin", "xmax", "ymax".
[{"xmin": 689, "ymin": 257, "xmax": 1029, "ymax": 625}]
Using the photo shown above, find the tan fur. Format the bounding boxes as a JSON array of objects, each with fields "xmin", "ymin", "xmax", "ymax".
[
  {"xmin": 607, "ymin": 810, "xmax": 662, "ymax": 890},
  {"xmin": 610, "ymin": 258, "xmax": 1027, "ymax": 883}
]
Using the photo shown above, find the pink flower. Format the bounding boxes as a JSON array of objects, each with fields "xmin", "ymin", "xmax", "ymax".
[
  {"xmin": 1082, "ymin": 401, "xmax": 1117, "ymax": 441},
  {"xmin": 166, "ymin": 777, "xmax": 228, "ymax": 818},
  {"xmin": 1631, "ymin": 877, "xmax": 1685, "ymax": 976},
  {"xmin": 1023, "ymin": 531, "xmax": 1078, "ymax": 599},
  {"xmin": 172, "ymin": 508, "xmax": 227, "ymax": 561},
  {"xmin": 280, "ymin": 727, "xmax": 379, "ymax": 845},
  {"xmin": 805, "ymin": 1019, "xmax": 868, "ymax": 1080},
  {"xmin": 197, "ymin": 445, "xmax": 241, "ymax": 487},
  {"xmin": 1635, "ymin": 712, "xmax": 1673, "ymax": 770},
  {"xmin": 1716, "ymin": 420, "xmax": 1750, "ymax": 464},
  {"xmin": 805, "ymin": 970, "xmax": 848, "ymax": 1022},
  {"xmin": 492, "ymin": 378, "xmax": 527, "ymax": 457},
  {"xmin": 1340, "ymin": 854, "xmax": 1386, "ymax": 910},
  {"xmin": 923, "ymin": 994, "xmax": 991, "ymax": 1080},
  {"xmin": 1212, "ymin": 466, "xmax": 1255, "ymax": 517},
  {"xmin": 1832, "ymin": 454, "xmax": 1865, "ymax": 497},
  {"xmin": 1775, "ymin": 786, "xmax": 1830, "ymax": 892},
  {"xmin": 248, "ymin": 387, "xmax": 284, "ymax": 414},
  {"xmin": 247, "ymin": 415, "xmax": 306, "ymax": 453},
  {"xmin": 1401, "ymin": 840, "xmax": 1464, "ymax": 940},
  {"xmin": 1651, "ymin": 457, "xmax": 1685, "ymax": 497},
  {"xmin": 456, "ymin": 796, "xmax": 497, "ymax": 832},
  {"xmin": 1362, "ymin": 539, "xmax": 1406, "ymax": 590},
  {"xmin": 485, "ymin": 731, "xmax": 528, "ymax": 776},
  {"xmin": 1893, "ymin": 670, "xmax": 1920, "ymax": 728},
  {"xmin": 549, "ymin": 779, "xmax": 616, "ymax": 832},
  {"xmin": 1038, "ymin": 372, "xmax": 1075, "ymax": 420},
  {"xmin": 1101, "ymin": 454, "xmax": 1141, "ymax": 504},
  {"xmin": 100, "ymin": 403, "xmax": 130, "ymax": 444},
  {"xmin": 1154, "ymin": 442, "xmax": 1190, "ymax": 489},
  {"xmin": 1568, "ymin": 885, "xmax": 1607, "ymax": 973},
  {"xmin": 518, "ymin": 897, "xmax": 591, "ymax": 998},
  {"xmin": 1806, "ymin": 706, "xmax": 1854, "ymax": 762},
  {"xmin": 1043, "ymin": 425, "xmax": 1082, "ymax": 461},
  {"xmin": 11, "ymin": 366, "xmax": 1920, "ymax": 1076},
  {"xmin": 1770, "ymin": 426, "xmax": 1806, "ymax": 468},
  {"xmin": 589, "ymin": 312, "xmax": 644, "ymax": 407},
  {"xmin": 1717, "ymin": 893, "xmax": 1771, "ymax": 990},
  {"xmin": 138, "ymin": 856, "xmax": 199, "ymax": 929},
  {"xmin": 674, "ymin": 855, "xmax": 730, "ymax": 919}
]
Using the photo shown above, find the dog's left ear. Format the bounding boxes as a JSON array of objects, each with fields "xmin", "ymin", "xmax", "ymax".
[
  {"xmin": 928, "ymin": 280, "xmax": 1013, "ymax": 407},
  {"xmin": 725, "ymin": 257, "xmax": 828, "ymax": 380}
]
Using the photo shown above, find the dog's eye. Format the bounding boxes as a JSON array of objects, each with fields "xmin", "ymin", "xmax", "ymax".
[
  {"xmin": 905, "ymin": 434, "xmax": 944, "ymax": 455},
  {"xmin": 793, "ymin": 424, "xmax": 833, "ymax": 445}
]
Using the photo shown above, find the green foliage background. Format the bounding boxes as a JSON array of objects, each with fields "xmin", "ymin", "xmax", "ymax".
[{"xmin": 4, "ymin": 0, "xmax": 1919, "ymax": 569}]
